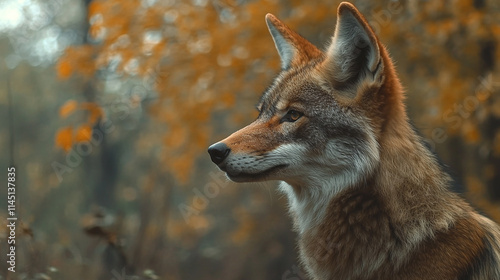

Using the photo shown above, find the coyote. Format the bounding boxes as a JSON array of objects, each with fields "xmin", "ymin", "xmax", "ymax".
[{"xmin": 208, "ymin": 2, "xmax": 500, "ymax": 279}]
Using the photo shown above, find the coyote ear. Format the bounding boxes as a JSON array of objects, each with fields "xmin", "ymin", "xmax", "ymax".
[
  {"xmin": 266, "ymin": 14, "xmax": 322, "ymax": 70},
  {"xmin": 325, "ymin": 2, "xmax": 383, "ymax": 87}
]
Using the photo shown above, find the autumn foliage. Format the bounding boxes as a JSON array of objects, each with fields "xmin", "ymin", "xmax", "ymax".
[
  {"xmin": 39, "ymin": 0, "xmax": 500, "ymax": 279},
  {"xmin": 54, "ymin": 0, "xmax": 500, "ymax": 189},
  {"xmin": 55, "ymin": 100, "xmax": 102, "ymax": 151}
]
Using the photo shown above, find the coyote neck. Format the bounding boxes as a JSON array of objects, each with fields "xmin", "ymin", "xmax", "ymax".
[
  {"xmin": 287, "ymin": 122, "xmax": 469, "ymax": 279},
  {"xmin": 279, "ymin": 178, "xmax": 345, "ymax": 235},
  {"xmin": 374, "ymin": 121, "xmax": 467, "ymax": 245}
]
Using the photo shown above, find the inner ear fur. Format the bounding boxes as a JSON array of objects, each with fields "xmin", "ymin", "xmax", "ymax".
[
  {"xmin": 322, "ymin": 2, "xmax": 384, "ymax": 92},
  {"xmin": 265, "ymin": 13, "xmax": 323, "ymax": 70}
]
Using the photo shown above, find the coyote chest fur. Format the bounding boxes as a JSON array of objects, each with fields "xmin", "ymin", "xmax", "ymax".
[{"xmin": 208, "ymin": 2, "xmax": 500, "ymax": 279}]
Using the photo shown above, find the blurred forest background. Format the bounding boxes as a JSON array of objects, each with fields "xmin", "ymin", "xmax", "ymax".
[{"xmin": 0, "ymin": 0, "xmax": 499, "ymax": 279}]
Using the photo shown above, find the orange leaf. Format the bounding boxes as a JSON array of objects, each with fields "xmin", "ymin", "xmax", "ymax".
[
  {"xmin": 164, "ymin": 125, "xmax": 187, "ymax": 149},
  {"xmin": 55, "ymin": 127, "xmax": 73, "ymax": 152},
  {"xmin": 222, "ymin": 92, "xmax": 235, "ymax": 107},
  {"xmin": 462, "ymin": 121, "xmax": 480, "ymax": 144},
  {"xmin": 88, "ymin": 1, "xmax": 103, "ymax": 18},
  {"xmin": 56, "ymin": 60, "xmax": 72, "ymax": 79},
  {"xmin": 169, "ymin": 153, "xmax": 194, "ymax": 184},
  {"xmin": 74, "ymin": 125, "xmax": 92, "ymax": 143},
  {"xmin": 59, "ymin": 100, "xmax": 78, "ymax": 118},
  {"xmin": 81, "ymin": 102, "xmax": 104, "ymax": 124}
]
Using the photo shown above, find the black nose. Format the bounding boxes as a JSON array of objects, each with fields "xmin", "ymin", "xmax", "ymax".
[{"xmin": 208, "ymin": 143, "xmax": 230, "ymax": 165}]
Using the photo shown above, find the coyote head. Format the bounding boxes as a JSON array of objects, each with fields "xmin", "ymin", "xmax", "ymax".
[{"xmin": 208, "ymin": 3, "xmax": 402, "ymax": 192}]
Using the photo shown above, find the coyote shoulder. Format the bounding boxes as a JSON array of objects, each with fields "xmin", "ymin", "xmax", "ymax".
[{"xmin": 208, "ymin": 2, "xmax": 500, "ymax": 279}]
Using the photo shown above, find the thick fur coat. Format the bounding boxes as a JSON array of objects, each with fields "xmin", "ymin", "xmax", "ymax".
[{"xmin": 208, "ymin": 2, "xmax": 500, "ymax": 279}]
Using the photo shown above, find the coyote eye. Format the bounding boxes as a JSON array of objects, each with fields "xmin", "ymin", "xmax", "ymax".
[{"xmin": 282, "ymin": 110, "xmax": 303, "ymax": 122}]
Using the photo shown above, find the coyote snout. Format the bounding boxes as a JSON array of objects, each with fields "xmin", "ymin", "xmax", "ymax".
[{"xmin": 208, "ymin": 120, "xmax": 294, "ymax": 183}]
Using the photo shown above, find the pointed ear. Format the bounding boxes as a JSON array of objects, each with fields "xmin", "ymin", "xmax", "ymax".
[
  {"xmin": 265, "ymin": 13, "xmax": 322, "ymax": 70},
  {"xmin": 324, "ymin": 2, "xmax": 383, "ymax": 87}
]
